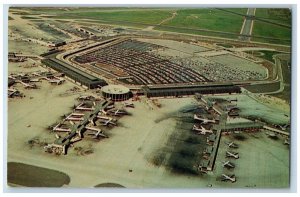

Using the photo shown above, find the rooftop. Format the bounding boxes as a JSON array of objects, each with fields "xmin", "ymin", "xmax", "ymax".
[{"xmin": 101, "ymin": 85, "xmax": 130, "ymax": 94}]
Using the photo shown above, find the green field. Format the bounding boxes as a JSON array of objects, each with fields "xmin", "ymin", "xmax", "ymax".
[
  {"xmin": 255, "ymin": 8, "xmax": 291, "ymax": 25},
  {"xmin": 13, "ymin": 7, "xmax": 245, "ymax": 32},
  {"xmin": 160, "ymin": 8, "xmax": 245, "ymax": 33},
  {"xmin": 155, "ymin": 26, "xmax": 237, "ymax": 39},
  {"xmin": 252, "ymin": 8, "xmax": 291, "ymax": 44},
  {"xmin": 216, "ymin": 43, "xmax": 234, "ymax": 48},
  {"xmin": 37, "ymin": 9, "xmax": 174, "ymax": 25},
  {"xmin": 244, "ymin": 82, "xmax": 280, "ymax": 93},
  {"xmin": 246, "ymin": 50, "xmax": 283, "ymax": 63},
  {"xmin": 273, "ymin": 57, "xmax": 291, "ymax": 103},
  {"xmin": 74, "ymin": 19, "xmax": 149, "ymax": 29},
  {"xmin": 217, "ymin": 8, "xmax": 248, "ymax": 15},
  {"xmin": 252, "ymin": 21, "xmax": 291, "ymax": 44},
  {"xmin": 10, "ymin": 7, "xmax": 292, "ymax": 45}
]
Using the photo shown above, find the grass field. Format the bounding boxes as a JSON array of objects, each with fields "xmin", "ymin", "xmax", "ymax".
[
  {"xmin": 7, "ymin": 162, "xmax": 70, "ymax": 187},
  {"xmin": 217, "ymin": 8, "xmax": 248, "ymax": 15},
  {"xmin": 251, "ymin": 8, "xmax": 291, "ymax": 45},
  {"xmin": 252, "ymin": 21, "xmax": 291, "ymax": 44},
  {"xmin": 154, "ymin": 26, "xmax": 238, "ymax": 39},
  {"xmin": 246, "ymin": 50, "xmax": 282, "ymax": 63},
  {"xmin": 11, "ymin": 11, "xmax": 41, "ymax": 15},
  {"xmin": 255, "ymin": 8, "xmax": 291, "ymax": 25},
  {"xmin": 160, "ymin": 8, "xmax": 245, "ymax": 33},
  {"xmin": 216, "ymin": 43, "xmax": 234, "ymax": 48},
  {"xmin": 41, "ymin": 9, "xmax": 174, "ymax": 25},
  {"xmin": 10, "ymin": 7, "xmax": 292, "ymax": 45},
  {"xmin": 273, "ymin": 57, "xmax": 291, "ymax": 103},
  {"xmin": 244, "ymin": 82, "xmax": 280, "ymax": 93},
  {"xmin": 74, "ymin": 19, "xmax": 149, "ymax": 29}
]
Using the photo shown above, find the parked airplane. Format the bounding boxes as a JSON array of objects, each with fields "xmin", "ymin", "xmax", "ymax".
[
  {"xmin": 49, "ymin": 78, "xmax": 65, "ymax": 85},
  {"xmin": 221, "ymin": 174, "xmax": 236, "ymax": 183},
  {"xmin": 108, "ymin": 108, "xmax": 128, "ymax": 116},
  {"xmin": 266, "ymin": 131, "xmax": 278, "ymax": 139},
  {"xmin": 192, "ymin": 124, "xmax": 213, "ymax": 135},
  {"xmin": 226, "ymin": 151, "xmax": 239, "ymax": 159},
  {"xmin": 194, "ymin": 114, "xmax": 217, "ymax": 124},
  {"xmin": 85, "ymin": 127, "xmax": 108, "ymax": 138},
  {"xmin": 75, "ymin": 102, "xmax": 95, "ymax": 111},
  {"xmin": 124, "ymin": 102, "xmax": 134, "ymax": 108},
  {"xmin": 97, "ymin": 116, "xmax": 116, "ymax": 126},
  {"xmin": 225, "ymin": 141, "xmax": 239, "ymax": 148},
  {"xmin": 64, "ymin": 113, "xmax": 85, "ymax": 122},
  {"xmin": 278, "ymin": 124, "xmax": 290, "ymax": 131},
  {"xmin": 52, "ymin": 123, "xmax": 72, "ymax": 132},
  {"xmin": 284, "ymin": 138, "xmax": 290, "ymax": 145},
  {"xmin": 19, "ymin": 81, "xmax": 37, "ymax": 89},
  {"xmin": 222, "ymin": 161, "xmax": 235, "ymax": 169}
]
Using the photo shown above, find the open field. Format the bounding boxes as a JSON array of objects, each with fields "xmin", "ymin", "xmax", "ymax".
[
  {"xmin": 216, "ymin": 8, "xmax": 248, "ymax": 15},
  {"xmin": 158, "ymin": 9, "xmax": 244, "ymax": 33},
  {"xmin": 8, "ymin": 11, "xmax": 74, "ymax": 44},
  {"xmin": 8, "ymin": 40, "xmax": 49, "ymax": 55},
  {"xmin": 245, "ymin": 50, "xmax": 283, "ymax": 63},
  {"xmin": 9, "ymin": 7, "xmax": 292, "ymax": 45},
  {"xmin": 251, "ymin": 8, "xmax": 291, "ymax": 44},
  {"xmin": 9, "ymin": 14, "xmax": 56, "ymax": 43},
  {"xmin": 252, "ymin": 21, "xmax": 291, "ymax": 45},
  {"xmin": 29, "ymin": 9, "xmax": 175, "ymax": 26},
  {"xmin": 154, "ymin": 26, "xmax": 238, "ymax": 40},
  {"xmin": 255, "ymin": 8, "xmax": 291, "ymax": 25},
  {"xmin": 10, "ymin": 7, "xmax": 176, "ymax": 14},
  {"xmin": 35, "ymin": 23, "xmax": 71, "ymax": 40},
  {"xmin": 244, "ymin": 82, "xmax": 280, "ymax": 94},
  {"xmin": 74, "ymin": 19, "xmax": 149, "ymax": 29},
  {"xmin": 272, "ymin": 55, "xmax": 291, "ymax": 103}
]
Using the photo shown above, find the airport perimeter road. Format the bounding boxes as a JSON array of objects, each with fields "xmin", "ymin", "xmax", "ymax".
[{"xmin": 239, "ymin": 8, "xmax": 256, "ymax": 41}]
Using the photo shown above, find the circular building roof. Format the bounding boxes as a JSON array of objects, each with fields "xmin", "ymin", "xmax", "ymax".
[{"xmin": 101, "ymin": 85, "xmax": 130, "ymax": 95}]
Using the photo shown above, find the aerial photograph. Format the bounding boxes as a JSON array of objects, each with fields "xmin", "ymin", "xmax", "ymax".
[{"xmin": 6, "ymin": 6, "xmax": 291, "ymax": 188}]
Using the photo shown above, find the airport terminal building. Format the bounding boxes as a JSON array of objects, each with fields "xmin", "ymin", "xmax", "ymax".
[{"xmin": 101, "ymin": 84, "xmax": 131, "ymax": 101}]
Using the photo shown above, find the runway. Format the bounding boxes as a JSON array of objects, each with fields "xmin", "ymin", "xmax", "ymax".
[{"xmin": 239, "ymin": 8, "xmax": 256, "ymax": 41}]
